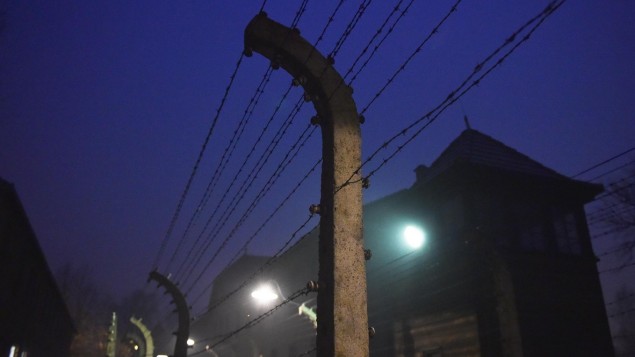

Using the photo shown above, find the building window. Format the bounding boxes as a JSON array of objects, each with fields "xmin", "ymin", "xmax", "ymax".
[
  {"xmin": 552, "ymin": 209, "xmax": 581, "ymax": 255},
  {"xmin": 519, "ymin": 223, "xmax": 545, "ymax": 251},
  {"xmin": 514, "ymin": 202, "xmax": 546, "ymax": 252}
]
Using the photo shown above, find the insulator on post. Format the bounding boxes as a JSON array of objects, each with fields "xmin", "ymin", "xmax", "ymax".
[
  {"xmin": 306, "ymin": 280, "xmax": 319, "ymax": 292},
  {"xmin": 292, "ymin": 75, "xmax": 307, "ymax": 87},
  {"xmin": 362, "ymin": 177, "xmax": 370, "ymax": 189},
  {"xmin": 310, "ymin": 116, "xmax": 321, "ymax": 126},
  {"xmin": 309, "ymin": 204, "xmax": 321, "ymax": 215},
  {"xmin": 364, "ymin": 249, "xmax": 372, "ymax": 261},
  {"xmin": 369, "ymin": 326, "xmax": 376, "ymax": 338},
  {"xmin": 359, "ymin": 115, "xmax": 365, "ymax": 124}
]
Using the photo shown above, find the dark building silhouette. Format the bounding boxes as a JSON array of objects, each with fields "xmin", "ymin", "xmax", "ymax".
[
  {"xmin": 191, "ymin": 129, "xmax": 614, "ymax": 356},
  {"xmin": 0, "ymin": 178, "xmax": 75, "ymax": 356}
]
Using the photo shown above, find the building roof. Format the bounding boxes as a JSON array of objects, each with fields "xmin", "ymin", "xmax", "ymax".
[{"xmin": 415, "ymin": 129, "xmax": 572, "ymax": 184}]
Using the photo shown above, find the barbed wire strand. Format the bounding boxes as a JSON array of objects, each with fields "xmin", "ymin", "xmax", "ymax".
[
  {"xmin": 174, "ymin": 95, "xmax": 301, "ymax": 281},
  {"xmin": 178, "ymin": 96, "xmax": 306, "ymax": 288},
  {"xmin": 571, "ymin": 146, "xmax": 635, "ymax": 179},
  {"xmin": 183, "ymin": 0, "xmax": 410, "ymax": 287},
  {"xmin": 165, "ymin": 67, "xmax": 274, "ymax": 273},
  {"xmin": 338, "ymin": 0, "xmax": 564, "ymax": 191},
  {"xmin": 347, "ymin": 0, "xmax": 416, "ymax": 87},
  {"xmin": 347, "ymin": 0, "xmax": 551, "ymax": 187},
  {"xmin": 181, "ymin": 160, "xmax": 320, "ymax": 297},
  {"xmin": 196, "ymin": 213, "xmax": 317, "ymax": 317},
  {"xmin": 323, "ymin": 0, "xmax": 415, "ymax": 105},
  {"xmin": 600, "ymin": 261, "xmax": 635, "ymax": 274},
  {"xmin": 330, "ymin": 0, "xmax": 373, "ymax": 59},
  {"xmin": 606, "ymin": 292, "xmax": 635, "ymax": 307},
  {"xmin": 173, "ymin": 0, "xmax": 346, "ymax": 282},
  {"xmin": 587, "ymin": 160, "xmax": 635, "ymax": 182},
  {"xmin": 171, "ymin": 84, "xmax": 298, "ymax": 281},
  {"xmin": 360, "ymin": 0, "xmax": 462, "ymax": 116},
  {"xmin": 169, "ymin": 0, "xmax": 316, "ymax": 279},
  {"xmin": 190, "ymin": 287, "xmax": 310, "ymax": 355},
  {"xmin": 186, "ymin": 158, "xmax": 320, "ymax": 306},
  {"xmin": 152, "ymin": 52, "xmax": 245, "ymax": 271}
]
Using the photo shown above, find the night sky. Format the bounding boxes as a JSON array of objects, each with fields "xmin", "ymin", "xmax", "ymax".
[{"xmin": 1, "ymin": 0, "xmax": 634, "ymax": 321}]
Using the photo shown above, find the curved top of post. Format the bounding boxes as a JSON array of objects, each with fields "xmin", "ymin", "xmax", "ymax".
[{"xmin": 244, "ymin": 12, "xmax": 357, "ymax": 120}]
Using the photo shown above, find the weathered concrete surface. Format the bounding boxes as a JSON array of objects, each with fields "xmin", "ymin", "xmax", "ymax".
[{"xmin": 245, "ymin": 13, "xmax": 369, "ymax": 357}]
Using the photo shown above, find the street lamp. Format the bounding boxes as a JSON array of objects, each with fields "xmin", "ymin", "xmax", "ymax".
[
  {"xmin": 251, "ymin": 280, "xmax": 317, "ymax": 329},
  {"xmin": 403, "ymin": 225, "xmax": 426, "ymax": 249},
  {"xmin": 250, "ymin": 284, "xmax": 279, "ymax": 303}
]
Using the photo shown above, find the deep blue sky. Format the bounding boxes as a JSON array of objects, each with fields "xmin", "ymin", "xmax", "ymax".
[{"xmin": 1, "ymin": 0, "xmax": 634, "ymax": 316}]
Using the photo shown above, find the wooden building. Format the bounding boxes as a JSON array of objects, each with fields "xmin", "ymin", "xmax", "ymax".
[
  {"xmin": 0, "ymin": 178, "xmax": 75, "ymax": 356},
  {"xmin": 191, "ymin": 129, "xmax": 614, "ymax": 356}
]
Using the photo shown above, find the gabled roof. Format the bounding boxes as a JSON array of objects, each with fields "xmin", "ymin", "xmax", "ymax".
[{"xmin": 415, "ymin": 129, "xmax": 569, "ymax": 184}]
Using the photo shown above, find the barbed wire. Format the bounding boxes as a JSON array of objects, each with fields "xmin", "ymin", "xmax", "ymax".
[
  {"xmin": 609, "ymin": 307, "xmax": 635, "ymax": 319},
  {"xmin": 600, "ymin": 261, "xmax": 635, "ymax": 274},
  {"xmin": 338, "ymin": 0, "xmax": 565, "ymax": 190},
  {"xmin": 196, "ymin": 213, "xmax": 316, "ymax": 316},
  {"xmin": 588, "ymin": 205, "xmax": 635, "ymax": 225},
  {"xmin": 324, "ymin": 0, "xmax": 415, "ymax": 105},
  {"xmin": 359, "ymin": 0, "xmax": 462, "ymax": 116},
  {"xmin": 179, "ymin": 97, "xmax": 307, "ymax": 290},
  {"xmin": 606, "ymin": 292, "xmax": 635, "ymax": 307},
  {"xmin": 588, "ymin": 197, "xmax": 635, "ymax": 218},
  {"xmin": 183, "ymin": 0, "xmax": 424, "ymax": 290},
  {"xmin": 152, "ymin": 52, "xmax": 245, "ymax": 271},
  {"xmin": 587, "ymin": 160, "xmax": 635, "ymax": 182},
  {"xmin": 168, "ymin": 0, "xmax": 319, "ymax": 280},
  {"xmin": 596, "ymin": 241, "xmax": 635, "ymax": 258},
  {"xmin": 592, "ymin": 176, "xmax": 635, "ymax": 202},
  {"xmin": 330, "ymin": 0, "xmax": 374, "ymax": 59},
  {"xmin": 171, "ymin": 0, "xmax": 352, "ymax": 298},
  {"xmin": 290, "ymin": 0, "xmax": 310, "ymax": 29},
  {"xmin": 188, "ymin": 161, "xmax": 320, "ymax": 309},
  {"xmin": 165, "ymin": 67, "xmax": 274, "ymax": 274},
  {"xmin": 171, "ymin": 83, "xmax": 298, "ymax": 281},
  {"xmin": 343, "ymin": 0, "xmax": 405, "ymax": 80},
  {"xmin": 190, "ymin": 287, "xmax": 310, "ymax": 355},
  {"xmin": 347, "ymin": 0, "xmax": 415, "ymax": 87},
  {"xmin": 173, "ymin": 0, "xmax": 348, "ymax": 284},
  {"xmin": 591, "ymin": 225, "xmax": 634, "ymax": 240},
  {"xmin": 571, "ymin": 146, "xmax": 635, "ymax": 179},
  {"xmin": 215, "ymin": 133, "xmax": 320, "ymax": 266}
]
